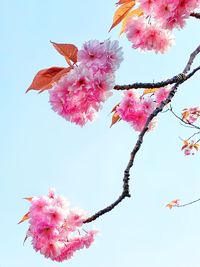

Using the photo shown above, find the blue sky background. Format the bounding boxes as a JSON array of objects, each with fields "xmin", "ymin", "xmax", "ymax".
[{"xmin": 1, "ymin": 1, "xmax": 200, "ymax": 266}]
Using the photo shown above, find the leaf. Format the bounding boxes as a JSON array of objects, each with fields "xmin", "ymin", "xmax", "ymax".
[
  {"xmin": 117, "ymin": 0, "xmax": 134, "ymax": 4},
  {"xmin": 110, "ymin": 112, "xmax": 121, "ymax": 128},
  {"xmin": 143, "ymin": 88, "xmax": 158, "ymax": 96},
  {"xmin": 109, "ymin": 1, "xmax": 135, "ymax": 32},
  {"xmin": 39, "ymin": 67, "xmax": 72, "ymax": 93},
  {"xmin": 23, "ymin": 197, "xmax": 33, "ymax": 202},
  {"xmin": 111, "ymin": 103, "xmax": 120, "ymax": 113},
  {"xmin": 193, "ymin": 143, "xmax": 199, "ymax": 151},
  {"xmin": 51, "ymin": 41, "xmax": 78, "ymax": 65},
  {"xmin": 166, "ymin": 199, "xmax": 180, "ymax": 209},
  {"xmin": 119, "ymin": 8, "xmax": 143, "ymax": 35},
  {"xmin": 18, "ymin": 212, "xmax": 30, "ymax": 224},
  {"xmin": 181, "ymin": 140, "xmax": 189, "ymax": 150},
  {"xmin": 26, "ymin": 67, "xmax": 71, "ymax": 93}
]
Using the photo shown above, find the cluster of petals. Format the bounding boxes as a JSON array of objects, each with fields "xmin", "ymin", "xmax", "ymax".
[
  {"xmin": 182, "ymin": 106, "xmax": 200, "ymax": 124},
  {"xmin": 49, "ymin": 40, "xmax": 123, "ymax": 126},
  {"xmin": 125, "ymin": 17, "xmax": 174, "ymax": 53},
  {"xmin": 138, "ymin": 0, "xmax": 200, "ymax": 30},
  {"xmin": 25, "ymin": 189, "xmax": 97, "ymax": 262},
  {"xmin": 181, "ymin": 140, "xmax": 199, "ymax": 156},
  {"xmin": 116, "ymin": 87, "xmax": 170, "ymax": 131}
]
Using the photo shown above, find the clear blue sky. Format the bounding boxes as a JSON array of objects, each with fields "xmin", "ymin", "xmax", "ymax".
[{"xmin": 1, "ymin": 1, "xmax": 200, "ymax": 266}]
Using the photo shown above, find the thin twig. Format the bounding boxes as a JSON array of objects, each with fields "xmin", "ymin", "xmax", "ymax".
[
  {"xmin": 169, "ymin": 105, "xmax": 200, "ymax": 130},
  {"xmin": 177, "ymin": 198, "xmax": 200, "ymax": 208}
]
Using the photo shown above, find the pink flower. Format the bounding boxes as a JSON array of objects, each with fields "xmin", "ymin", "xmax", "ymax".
[
  {"xmin": 125, "ymin": 17, "xmax": 174, "ymax": 53},
  {"xmin": 116, "ymin": 89, "xmax": 157, "ymax": 132},
  {"xmin": 182, "ymin": 106, "xmax": 200, "ymax": 124},
  {"xmin": 155, "ymin": 87, "xmax": 170, "ymax": 105},
  {"xmin": 78, "ymin": 40, "xmax": 107, "ymax": 70},
  {"xmin": 49, "ymin": 65, "xmax": 114, "ymax": 126},
  {"xmin": 49, "ymin": 39, "xmax": 123, "ymax": 126},
  {"xmin": 21, "ymin": 190, "xmax": 98, "ymax": 262}
]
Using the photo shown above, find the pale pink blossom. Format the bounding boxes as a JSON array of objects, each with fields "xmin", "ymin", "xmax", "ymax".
[
  {"xmin": 154, "ymin": 87, "xmax": 170, "ymax": 105},
  {"xmin": 125, "ymin": 17, "xmax": 174, "ymax": 53}
]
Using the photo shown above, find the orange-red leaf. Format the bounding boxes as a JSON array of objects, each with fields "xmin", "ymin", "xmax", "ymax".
[
  {"xmin": 26, "ymin": 67, "xmax": 71, "ymax": 93},
  {"xmin": 182, "ymin": 110, "xmax": 190, "ymax": 121},
  {"xmin": 166, "ymin": 199, "xmax": 180, "ymax": 209},
  {"xmin": 18, "ymin": 212, "xmax": 30, "ymax": 224},
  {"xmin": 111, "ymin": 103, "xmax": 120, "ymax": 113},
  {"xmin": 193, "ymin": 143, "xmax": 199, "ymax": 151},
  {"xmin": 23, "ymin": 197, "xmax": 33, "ymax": 202},
  {"xmin": 119, "ymin": 8, "xmax": 143, "ymax": 35},
  {"xmin": 181, "ymin": 140, "xmax": 189, "ymax": 150},
  {"xmin": 109, "ymin": 1, "xmax": 135, "ymax": 32},
  {"xmin": 110, "ymin": 112, "xmax": 121, "ymax": 127},
  {"xmin": 51, "ymin": 41, "xmax": 78, "ymax": 65},
  {"xmin": 117, "ymin": 0, "xmax": 134, "ymax": 4}
]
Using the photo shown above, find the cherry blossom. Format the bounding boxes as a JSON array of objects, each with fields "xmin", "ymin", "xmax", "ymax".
[
  {"xmin": 20, "ymin": 190, "xmax": 97, "ymax": 262},
  {"xmin": 50, "ymin": 39, "xmax": 123, "ymax": 126}
]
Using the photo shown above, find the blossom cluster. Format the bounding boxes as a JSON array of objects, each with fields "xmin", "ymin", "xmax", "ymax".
[
  {"xmin": 125, "ymin": 0, "xmax": 200, "ymax": 53},
  {"xmin": 23, "ymin": 189, "xmax": 97, "ymax": 262},
  {"xmin": 139, "ymin": 0, "xmax": 200, "ymax": 30},
  {"xmin": 49, "ymin": 40, "xmax": 123, "ymax": 126},
  {"xmin": 116, "ymin": 87, "xmax": 170, "ymax": 131},
  {"xmin": 181, "ymin": 140, "xmax": 199, "ymax": 155},
  {"xmin": 182, "ymin": 106, "xmax": 200, "ymax": 124},
  {"xmin": 125, "ymin": 17, "xmax": 174, "ymax": 53}
]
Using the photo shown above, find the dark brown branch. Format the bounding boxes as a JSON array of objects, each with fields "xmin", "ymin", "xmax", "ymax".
[
  {"xmin": 183, "ymin": 45, "xmax": 200, "ymax": 74},
  {"xmin": 114, "ymin": 44, "xmax": 200, "ymax": 91},
  {"xmin": 190, "ymin": 12, "xmax": 200, "ymax": 19},
  {"xmin": 114, "ymin": 73, "xmax": 186, "ymax": 91},
  {"xmin": 84, "ymin": 46, "xmax": 200, "ymax": 224}
]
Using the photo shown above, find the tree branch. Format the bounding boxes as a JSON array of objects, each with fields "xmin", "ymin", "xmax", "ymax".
[
  {"xmin": 114, "ymin": 44, "xmax": 200, "ymax": 91},
  {"xmin": 177, "ymin": 198, "xmax": 200, "ymax": 208},
  {"xmin": 84, "ymin": 45, "xmax": 200, "ymax": 224},
  {"xmin": 114, "ymin": 73, "xmax": 186, "ymax": 91},
  {"xmin": 190, "ymin": 12, "xmax": 200, "ymax": 19}
]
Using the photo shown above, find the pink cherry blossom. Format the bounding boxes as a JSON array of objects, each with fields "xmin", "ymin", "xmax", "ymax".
[
  {"xmin": 182, "ymin": 106, "xmax": 200, "ymax": 124},
  {"xmin": 50, "ymin": 39, "xmax": 123, "ymax": 126},
  {"xmin": 125, "ymin": 17, "xmax": 174, "ymax": 53},
  {"xmin": 154, "ymin": 86, "xmax": 170, "ymax": 105},
  {"xmin": 21, "ymin": 190, "xmax": 98, "ymax": 262},
  {"xmin": 116, "ymin": 89, "xmax": 157, "ymax": 131}
]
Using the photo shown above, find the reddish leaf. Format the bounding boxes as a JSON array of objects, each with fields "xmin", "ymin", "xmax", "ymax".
[
  {"xmin": 51, "ymin": 41, "xmax": 78, "ymax": 65},
  {"xmin": 181, "ymin": 140, "xmax": 189, "ymax": 150},
  {"xmin": 39, "ymin": 67, "xmax": 72, "ymax": 93},
  {"xmin": 26, "ymin": 67, "xmax": 71, "ymax": 93},
  {"xmin": 166, "ymin": 199, "xmax": 180, "ymax": 209},
  {"xmin": 111, "ymin": 103, "xmax": 120, "ymax": 113},
  {"xmin": 110, "ymin": 112, "xmax": 121, "ymax": 127},
  {"xmin": 117, "ymin": 0, "xmax": 134, "ymax": 4},
  {"xmin": 23, "ymin": 197, "xmax": 33, "ymax": 202},
  {"xmin": 18, "ymin": 212, "xmax": 30, "ymax": 224},
  {"xmin": 109, "ymin": 1, "xmax": 135, "ymax": 32}
]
